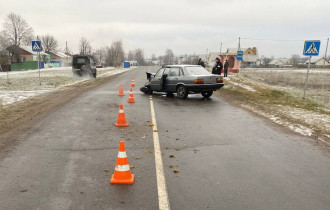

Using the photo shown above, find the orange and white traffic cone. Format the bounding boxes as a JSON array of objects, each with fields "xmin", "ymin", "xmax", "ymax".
[
  {"xmin": 130, "ymin": 79, "xmax": 136, "ymax": 87},
  {"xmin": 115, "ymin": 104, "xmax": 129, "ymax": 127},
  {"xmin": 118, "ymin": 84, "xmax": 124, "ymax": 96},
  {"xmin": 127, "ymin": 89, "xmax": 135, "ymax": 103},
  {"xmin": 110, "ymin": 141, "xmax": 134, "ymax": 184}
]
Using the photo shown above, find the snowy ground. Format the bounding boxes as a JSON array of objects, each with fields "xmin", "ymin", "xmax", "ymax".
[{"xmin": 0, "ymin": 66, "xmax": 132, "ymax": 105}]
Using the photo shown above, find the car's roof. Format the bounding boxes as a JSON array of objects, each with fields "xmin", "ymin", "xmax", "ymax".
[
  {"xmin": 73, "ymin": 55, "xmax": 90, "ymax": 58},
  {"xmin": 163, "ymin": 65, "xmax": 200, "ymax": 67}
]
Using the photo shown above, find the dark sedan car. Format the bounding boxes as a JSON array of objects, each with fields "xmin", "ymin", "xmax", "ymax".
[{"xmin": 140, "ymin": 65, "xmax": 224, "ymax": 99}]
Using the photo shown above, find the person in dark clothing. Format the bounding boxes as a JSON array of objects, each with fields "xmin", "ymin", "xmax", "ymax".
[
  {"xmin": 212, "ymin": 57, "xmax": 223, "ymax": 75},
  {"xmin": 224, "ymin": 59, "xmax": 229, "ymax": 77},
  {"xmin": 197, "ymin": 58, "xmax": 205, "ymax": 67}
]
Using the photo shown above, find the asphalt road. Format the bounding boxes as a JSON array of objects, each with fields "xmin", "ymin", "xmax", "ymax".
[{"xmin": 0, "ymin": 66, "xmax": 329, "ymax": 210}]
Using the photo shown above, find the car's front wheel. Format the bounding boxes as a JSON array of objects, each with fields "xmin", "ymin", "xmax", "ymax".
[
  {"xmin": 147, "ymin": 86, "xmax": 153, "ymax": 95},
  {"xmin": 201, "ymin": 91, "xmax": 213, "ymax": 98},
  {"xmin": 177, "ymin": 85, "xmax": 188, "ymax": 99}
]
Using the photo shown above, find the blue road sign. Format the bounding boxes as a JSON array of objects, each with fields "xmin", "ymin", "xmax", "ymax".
[
  {"xmin": 32, "ymin": 41, "xmax": 42, "ymax": 52},
  {"xmin": 237, "ymin": 51, "xmax": 243, "ymax": 61},
  {"xmin": 303, "ymin": 40, "xmax": 320, "ymax": 56}
]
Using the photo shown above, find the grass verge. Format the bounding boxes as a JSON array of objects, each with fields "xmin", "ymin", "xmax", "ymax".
[{"xmin": 218, "ymin": 74, "xmax": 330, "ymax": 145}]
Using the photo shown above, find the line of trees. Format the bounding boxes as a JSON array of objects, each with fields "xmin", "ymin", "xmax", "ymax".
[
  {"xmin": 0, "ymin": 12, "xmax": 64, "ymax": 63},
  {"xmin": 1, "ymin": 12, "xmax": 198, "ymax": 67}
]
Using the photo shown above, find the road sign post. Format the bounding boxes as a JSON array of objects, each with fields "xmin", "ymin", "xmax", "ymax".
[
  {"xmin": 302, "ymin": 40, "xmax": 321, "ymax": 99},
  {"xmin": 32, "ymin": 40, "xmax": 42, "ymax": 85},
  {"xmin": 303, "ymin": 56, "xmax": 311, "ymax": 99},
  {"xmin": 236, "ymin": 51, "xmax": 243, "ymax": 61}
]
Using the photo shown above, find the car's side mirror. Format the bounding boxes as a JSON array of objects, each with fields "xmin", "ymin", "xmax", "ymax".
[{"xmin": 162, "ymin": 74, "xmax": 168, "ymax": 78}]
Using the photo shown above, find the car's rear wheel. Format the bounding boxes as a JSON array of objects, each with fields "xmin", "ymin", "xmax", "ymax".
[
  {"xmin": 201, "ymin": 91, "xmax": 213, "ymax": 98},
  {"xmin": 177, "ymin": 85, "xmax": 188, "ymax": 99}
]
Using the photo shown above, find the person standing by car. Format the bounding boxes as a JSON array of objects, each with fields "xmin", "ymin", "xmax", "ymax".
[
  {"xmin": 224, "ymin": 59, "xmax": 229, "ymax": 77},
  {"xmin": 197, "ymin": 58, "xmax": 205, "ymax": 67},
  {"xmin": 212, "ymin": 57, "xmax": 223, "ymax": 75}
]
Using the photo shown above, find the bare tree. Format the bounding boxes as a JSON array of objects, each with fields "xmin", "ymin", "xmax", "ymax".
[
  {"xmin": 127, "ymin": 51, "xmax": 134, "ymax": 60},
  {"xmin": 151, "ymin": 54, "xmax": 157, "ymax": 61},
  {"xmin": 41, "ymin": 34, "xmax": 58, "ymax": 53},
  {"xmin": 0, "ymin": 34, "xmax": 9, "ymax": 55},
  {"xmin": 2, "ymin": 13, "xmax": 34, "ymax": 46},
  {"xmin": 93, "ymin": 48, "xmax": 106, "ymax": 64},
  {"xmin": 164, "ymin": 49, "xmax": 174, "ymax": 65},
  {"xmin": 134, "ymin": 48, "xmax": 145, "ymax": 65},
  {"xmin": 106, "ymin": 40, "xmax": 125, "ymax": 67},
  {"xmin": 290, "ymin": 54, "xmax": 300, "ymax": 66},
  {"xmin": 79, "ymin": 37, "xmax": 91, "ymax": 55}
]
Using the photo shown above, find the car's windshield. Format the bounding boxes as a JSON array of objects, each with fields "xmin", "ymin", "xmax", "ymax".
[{"xmin": 185, "ymin": 66, "xmax": 211, "ymax": 75}]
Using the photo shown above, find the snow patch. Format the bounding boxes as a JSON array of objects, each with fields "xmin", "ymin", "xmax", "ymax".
[
  {"xmin": 0, "ymin": 90, "xmax": 51, "ymax": 105},
  {"xmin": 241, "ymin": 104, "xmax": 313, "ymax": 137}
]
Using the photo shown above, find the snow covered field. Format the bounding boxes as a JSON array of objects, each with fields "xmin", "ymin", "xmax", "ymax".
[
  {"xmin": 239, "ymin": 68, "xmax": 330, "ymax": 105},
  {"xmin": 0, "ymin": 66, "xmax": 131, "ymax": 105}
]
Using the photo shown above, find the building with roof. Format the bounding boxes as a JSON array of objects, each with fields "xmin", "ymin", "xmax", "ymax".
[
  {"xmin": 305, "ymin": 57, "xmax": 330, "ymax": 66},
  {"xmin": 6, "ymin": 45, "xmax": 50, "ymax": 70},
  {"xmin": 7, "ymin": 45, "xmax": 50, "ymax": 63},
  {"xmin": 217, "ymin": 47, "xmax": 260, "ymax": 73},
  {"xmin": 269, "ymin": 59, "xmax": 290, "ymax": 67},
  {"xmin": 47, "ymin": 51, "xmax": 72, "ymax": 67}
]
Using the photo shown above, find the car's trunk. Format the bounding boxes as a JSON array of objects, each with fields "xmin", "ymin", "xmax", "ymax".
[{"xmin": 197, "ymin": 75, "xmax": 220, "ymax": 84}]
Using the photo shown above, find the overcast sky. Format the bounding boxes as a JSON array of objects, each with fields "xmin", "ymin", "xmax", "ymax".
[{"xmin": 0, "ymin": 0, "xmax": 329, "ymax": 58}]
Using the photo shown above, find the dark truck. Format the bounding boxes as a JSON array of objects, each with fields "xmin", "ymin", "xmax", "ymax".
[{"xmin": 72, "ymin": 55, "xmax": 97, "ymax": 78}]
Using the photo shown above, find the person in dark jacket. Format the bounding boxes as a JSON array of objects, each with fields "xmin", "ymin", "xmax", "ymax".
[
  {"xmin": 197, "ymin": 58, "xmax": 205, "ymax": 67},
  {"xmin": 212, "ymin": 57, "xmax": 223, "ymax": 75},
  {"xmin": 224, "ymin": 59, "xmax": 229, "ymax": 77}
]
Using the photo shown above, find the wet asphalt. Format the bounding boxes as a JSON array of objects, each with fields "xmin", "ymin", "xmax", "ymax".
[{"xmin": 0, "ymin": 66, "xmax": 329, "ymax": 210}]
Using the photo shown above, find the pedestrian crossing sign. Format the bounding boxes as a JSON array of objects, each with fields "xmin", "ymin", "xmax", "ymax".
[
  {"xmin": 32, "ymin": 41, "xmax": 42, "ymax": 52},
  {"xmin": 303, "ymin": 40, "xmax": 320, "ymax": 56}
]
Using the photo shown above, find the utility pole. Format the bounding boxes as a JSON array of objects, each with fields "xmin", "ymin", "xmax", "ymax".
[
  {"xmin": 37, "ymin": 36, "xmax": 41, "ymax": 85},
  {"xmin": 220, "ymin": 42, "xmax": 222, "ymax": 54},
  {"xmin": 66, "ymin": 41, "xmax": 68, "ymax": 66},
  {"xmin": 237, "ymin": 37, "xmax": 241, "ymax": 75},
  {"xmin": 238, "ymin": 36, "xmax": 241, "ymax": 51},
  {"xmin": 194, "ymin": 51, "xmax": 196, "ymax": 64},
  {"xmin": 323, "ymin": 38, "xmax": 329, "ymax": 67},
  {"xmin": 205, "ymin": 48, "xmax": 208, "ymax": 66}
]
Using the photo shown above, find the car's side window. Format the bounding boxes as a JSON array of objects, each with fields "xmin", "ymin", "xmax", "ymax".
[
  {"xmin": 180, "ymin": 68, "xmax": 184, "ymax": 77},
  {"xmin": 155, "ymin": 68, "xmax": 165, "ymax": 77},
  {"xmin": 168, "ymin": 68, "xmax": 180, "ymax": 77},
  {"xmin": 163, "ymin": 68, "xmax": 171, "ymax": 75},
  {"xmin": 179, "ymin": 68, "xmax": 184, "ymax": 76}
]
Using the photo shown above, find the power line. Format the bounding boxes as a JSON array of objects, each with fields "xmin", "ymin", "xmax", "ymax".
[{"xmin": 241, "ymin": 37, "xmax": 329, "ymax": 42}]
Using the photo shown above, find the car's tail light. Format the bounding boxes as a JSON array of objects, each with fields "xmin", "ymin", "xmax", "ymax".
[
  {"xmin": 194, "ymin": 79, "xmax": 204, "ymax": 84},
  {"xmin": 216, "ymin": 78, "xmax": 223, "ymax": 83}
]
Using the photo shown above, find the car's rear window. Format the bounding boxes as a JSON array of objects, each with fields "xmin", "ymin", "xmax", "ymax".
[
  {"xmin": 74, "ymin": 58, "xmax": 87, "ymax": 64},
  {"xmin": 185, "ymin": 66, "xmax": 211, "ymax": 75}
]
